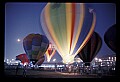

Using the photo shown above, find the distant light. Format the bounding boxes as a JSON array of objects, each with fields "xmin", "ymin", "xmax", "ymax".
[
  {"xmin": 7, "ymin": 59, "xmax": 9, "ymax": 61},
  {"xmin": 17, "ymin": 39, "xmax": 21, "ymax": 42},
  {"xmin": 53, "ymin": 58, "xmax": 56, "ymax": 62},
  {"xmin": 98, "ymin": 59, "xmax": 102, "ymax": 62},
  {"xmin": 112, "ymin": 57, "xmax": 113, "ymax": 60},
  {"xmin": 12, "ymin": 59, "xmax": 14, "ymax": 61},
  {"xmin": 24, "ymin": 62, "xmax": 28, "ymax": 66},
  {"xmin": 95, "ymin": 58, "xmax": 98, "ymax": 61},
  {"xmin": 113, "ymin": 68, "xmax": 115, "ymax": 70},
  {"xmin": 115, "ymin": 57, "xmax": 116, "ymax": 61}
]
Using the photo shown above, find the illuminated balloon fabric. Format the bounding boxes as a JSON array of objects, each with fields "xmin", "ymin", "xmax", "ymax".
[
  {"xmin": 40, "ymin": 3, "xmax": 96, "ymax": 64},
  {"xmin": 23, "ymin": 33, "xmax": 49, "ymax": 65},
  {"xmin": 16, "ymin": 53, "xmax": 30, "ymax": 64},
  {"xmin": 45, "ymin": 43, "xmax": 56, "ymax": 62},
  {"xmin": 104, "ymin": 24, "xmax": 116, "ymax": 53},
  {"xmin": 77, "ymin": 32, "xmax": 102, "ymax": 66}
]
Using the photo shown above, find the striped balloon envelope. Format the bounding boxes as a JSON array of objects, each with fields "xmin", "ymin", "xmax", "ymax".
[
  {"xmin": 40, "ymin": 3, "xmax": 96, "ymax": 64},
  {"xmin": 45, "ymin": 43, "xmax": 56, "ymax": 62},
  {"xmin": 77, "ymin": 31, "xmax": 102, "ymax": 66},
  {"xmin": 23, "ymin": 33, "xmax": 49, "ymax": 65}
]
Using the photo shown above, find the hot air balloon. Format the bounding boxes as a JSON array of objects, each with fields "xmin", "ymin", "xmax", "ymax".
[
  {"xmin": 45, "ymin": 43, "xmax": 56, "ymax": 62},
  {"xmin": 77, "ymin": 32, "xmax": 102, "ymax": 66},
  {"xmin": 16, "ymin": 53, "xmax": 30, "ymax": 65},
  {"xmin": 104, "ymin": 24, "xmax": 116, "ymax": 53},
  {"xmin": 35, "ymin": 56, "xmax": 45, "ymax": 65},
  {"xmin": 40, "ymin": 3, "xmax": 96, "ymax": 64},
  {"xmin": 23, "ymin": 33, "xmax": 49, "ymax": 65}
]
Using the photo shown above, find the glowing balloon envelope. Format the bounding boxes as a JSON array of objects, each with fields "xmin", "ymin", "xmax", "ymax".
[
  {"xmin": 41, "ymin": 3, "xmax": 96, "ymax": 64},
  {"xmin": 77, "ymin": 31, "xmax": 102, "ymax": 66},
  {"xmin": 104, "ymin": 24, "xmax": 116, "ymax": 53},
  {"xmin": 23, "ymin": 33, "xmax": 49, "ymax": 65},
  {"xmin": 16, "ymin": 53, "xmax": 30, "ymax": 65},
  {"xmin": 45, "ymin": 43, "xmax": 56, "ymax": 62}
]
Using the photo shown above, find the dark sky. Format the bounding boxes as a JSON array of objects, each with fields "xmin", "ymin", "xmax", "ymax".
[{"xmin": 5, "ymin": 2, "xmax": 116, "ymax": 63}]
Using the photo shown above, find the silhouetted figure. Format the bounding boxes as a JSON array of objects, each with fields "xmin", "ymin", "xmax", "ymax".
[
  {"xmin": 73, "ymin": 66, "xmax": 76, "ymax": 75},
  {"xmin": 98, "ymin": 65, "xmax": 102, "ymax": 78},
  {"xmin": 23, "ymin": 65, "xmax": 27, "ymax": 77},
  {"xmin": 16, "ymin": 63, "xmax": 20, "ymax": 75}
]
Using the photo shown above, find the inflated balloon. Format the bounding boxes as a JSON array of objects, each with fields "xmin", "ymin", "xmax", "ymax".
[
  {"xmin": 41, "ymin": 3, "xmax": 96, "ymax": 64},
  {"xmin": 45, "ymin": 43, "xmax": 56, "ymax": 62},
  {"xmin": 23, "ymin": 33, "xmax": 49, "ymax": 65},
  {"xmin": 16, "ymin": 53, "xmax": 30, "ymax": 65},
  {"xmin": 77, "ymin": 31, "xmax": 102, "ymax": 66},
  {"xmin": 35, "ymin": 56, "xmax": 45, "ymax": 65},
  {"xmin": 104, "ymin": 24, "xmax": 116, "ymax": 53}
]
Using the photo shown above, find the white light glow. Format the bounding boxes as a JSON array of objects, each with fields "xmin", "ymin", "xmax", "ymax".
[
  {"xmin": 115, "ymin": 57, "xmax": 116, "ymax": 61},
  {"xmin": 53, "ymin": 58, "xmax": 56, "ymax": 62},
  {"xmin": 17, "ymin": 39, "xmax": 21, "ymax": 42},
  {"xmin": 95, "ymin": 58, "xmax": 98, "ymax": 61},
  {"xmin": 98, "ymin": 59, "xmax": 102, "ymax": 62},
  {"xmin": 62, "ymin": 55, "xmax": 75, "ymax": 64}
]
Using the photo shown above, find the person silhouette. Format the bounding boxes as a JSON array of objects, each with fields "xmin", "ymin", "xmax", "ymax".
[
  {"xmin": 23, "ymin": 65, "xmax": 27, "ymax": 77},
  {"xmin": 16, "ymin": 63, "xmax": 20, "ymax": 75}
]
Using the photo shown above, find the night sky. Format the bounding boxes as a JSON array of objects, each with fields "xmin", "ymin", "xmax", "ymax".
[{"xmin": 5, "ymin": 2, "xmax": 116, "ymax": 63}]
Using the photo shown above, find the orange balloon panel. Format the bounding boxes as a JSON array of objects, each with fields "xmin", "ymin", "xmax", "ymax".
[{"xmin": 45, "ymin": 43, "xmax": 56, "ymax": 62}]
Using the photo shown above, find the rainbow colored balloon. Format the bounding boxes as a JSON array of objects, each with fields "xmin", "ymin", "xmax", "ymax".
[
  {"xmin": 40, "ymin": 3, "xmax": 96, "ymax": 64},
  {"xmin": 23, "ymin": 33, "xmax": 49, "ymax": 65}
]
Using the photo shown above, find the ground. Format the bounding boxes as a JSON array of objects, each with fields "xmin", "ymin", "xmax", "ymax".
[{"xmin": 4, "ymin": 69, "xmax": 116, "ymax": 79}]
